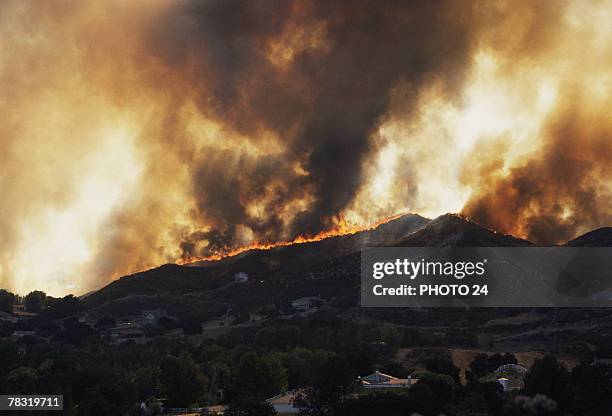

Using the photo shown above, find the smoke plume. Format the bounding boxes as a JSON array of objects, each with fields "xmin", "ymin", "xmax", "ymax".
[{"xmin": 0, "ymin": 0, "xmax": 610, "ymax": 294}]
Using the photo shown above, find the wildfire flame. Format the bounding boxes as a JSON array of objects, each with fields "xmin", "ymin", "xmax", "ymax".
[{"xmin": 177, "ymin": 213, "xmax": 406, "ymax": 264}]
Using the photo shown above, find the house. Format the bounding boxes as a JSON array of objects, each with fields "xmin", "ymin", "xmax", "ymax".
[
  {"xmin": 110, "ymin": 327, "xmax": 148, "ymax": 344},
  {"xmin": 291, "ymin": 297, "xmax": 323, "ymax": 313},
  {"xmin": 494, "ymin": 364, "xmax": 528, "ymax": 391},
  {"xmin": 11, "ymin": 330, "xmax": 36, "ymax": 338},
  {"xmin": 13, "ymin": 310, "xmax": 37, "ymax": 321},
  {"xmin": 496, "ymin": 376, "xmax": 525, "ymax": 392},
  {"xmin": 496, "ymin": 377, "xmax": 510, "ymax": 391},
  {"xmin": 266, "ymin": 391, "xmax": 300, "ymax": 414},
  {"xmin": 0, "ymin": 311, "xmax": 17, "ymax": 323},
  {"xmin": 203, "ymin": 404, "xmax": 227, "ymax": 415},
  {"xmin": 142, "ymin": 309, "xmax": 167, "ymax": 326},
  {"xmin": 593, "ymin": 350, "xmax": 612, "ymax": 366},
  {"xmin": 359, "ymin": 370, "xmax": 418, "ymax": 389},
  {"xmin": 17, "ymin": 345, "xmax": 26, "ymax": 358},
  {"xmin": 234, "ymin": 272, "xmax": 249, "ymax": 283}
]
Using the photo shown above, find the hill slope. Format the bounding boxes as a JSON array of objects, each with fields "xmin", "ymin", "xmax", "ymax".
[
  {"xmin": 566, "ymin": 227, "xmax": 612, "ymax": 247},
  {"xmin": 394, "ymin": 213, "xmax": 533, "ymax": 247},
  {"xmin": 83, "ymin": 213, "xmax": 429, "ymax": 309},
  {"xmin": 84, "ymin": 213, "xmax": 611, "ymax": 319},
  {"xmin": 82, "ymin": 214, "xmax": 612, "ymax": 357}
]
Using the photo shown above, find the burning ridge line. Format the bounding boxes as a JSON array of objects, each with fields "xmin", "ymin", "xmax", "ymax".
[{"xmin": 176, "ymin": 213, "xmax": 406, "ymax": 264}]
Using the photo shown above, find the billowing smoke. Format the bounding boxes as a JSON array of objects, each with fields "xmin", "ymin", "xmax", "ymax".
[
  {"xmin": 0, "ymin": 0, "xmax": 610, "ymax": 295},
  {"xmin": 462, "ymin": 92, "xmax": 612, "ymax": 243},
  {"xmin": 149, "ymin": 0, "xmax": 476, "ymax": 243},
  {"xmin": 459, "ymin": 1, "xmax": 612, "ymax": 243}
]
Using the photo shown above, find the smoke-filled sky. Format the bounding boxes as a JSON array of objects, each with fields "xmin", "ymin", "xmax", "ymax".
[{"xmin": 1, "ymin": 0, "xmax": 611, "ymax": 295}]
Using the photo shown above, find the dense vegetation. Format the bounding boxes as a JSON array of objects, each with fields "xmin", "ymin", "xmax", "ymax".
[{"xmin": 1, "ymin": 288, "xmax": 611, "ymax": 416}]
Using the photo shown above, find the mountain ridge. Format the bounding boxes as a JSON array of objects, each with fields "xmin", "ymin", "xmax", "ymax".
[
  {"xmin": 566, "ymin": 227, "xmax": 612, "ymax": 247},
  {"xmin": 83, "ymin": 213, "xmax": 610, "ymax": 315}
]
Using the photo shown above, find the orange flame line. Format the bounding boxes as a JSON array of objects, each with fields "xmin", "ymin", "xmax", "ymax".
[{"xmin": 176, "ymin": 213, "xmax": 406, "ymax": 265}]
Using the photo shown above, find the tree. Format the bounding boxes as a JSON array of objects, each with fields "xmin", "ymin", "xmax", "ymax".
[
  {"xmin": 42, "ymin": 295, "xmax": 80, "ymax": 319},
  {"xmin": 0, "ymin": 340, "xmax": 19, "ymax": 371},
  {"xmin": 77, "ymin": 394, "xmax": 111, "ymax": 416},
  {"xmin": 294, "ymin": 355, "xmax": 357, "ymax": 415},
  {"xmin": 259, "ymin": 305, "xmax": 280, "ymax": 319},
  {"xmin": 24, "ymin": 290, "xmax": 46, "ymax": 313},
  {"xmin": 30, "ymin": 316, "xmax": 59, "ymax": 336},
  {"xmin": 490, "ymin": 352, "xmax": 518, "ymax": 368},
  {"xmin": 134, "ymin": 366, "xmax": 161, "ymax": 401},
  {"xmin": 255, "ymin": 325, "xmax": 301, "ymax": 351},
  {"xmin": 158, "ymin": 316, "xmax": 179, "ymax": 329},
  {"xmin": 7, "ymin": 367, "xmax": 39, "ymax": 393},
  {"xmin": 94, "ymin": 316, "xmax": 115, "ymax": 329},
  {"xmin": 425, "ymin": 357, "xmax": 461, "ymax": 384},
  {"xmin": 377, "ymin": 361, "xmax": 410, "ymax": 379},
  {"xmin": 417, "ymin": 372, "xmax": 456, "ymax": 413},
  {"xmin": 73, "ymin": 368, "xmax": 137, "ymax": 416},
  {"xmin": 279, "ymin": 348, "xmax": 329, "ymax": 389},
  {"xmin": 573, "ymin": 363, "xmax": 612, "ymax": 415},
  {"xmin": 53, "ymin": 317, "xmax": 97, "ymax": 345},
  {"xmin": 524, "ymin": 355, "xmax": 573, "ymax": 412},
  {"xmin": 226, "ymin": 351, "xmax": 287, "ymax": 405},
  {"xmin": 231, "ymin": 308, "xmax": 251, "ymax": 325},
  {"xmin": 467, "ymin": 352, "xmax": 518, "ymax": 382},
  {"xmin": 408, "ymin": 383, "xmax": 436, "ymax": 416},
  {"xmin": 466, "ymin": 353, "xmax": 490, "ymax": 382},
  {"xmin": 182, "ymin": 320, "xmax": 203, "ymax": 335},
  {"xmin": 0, "ymin": 289, "xmax": 15, "ymax": 314},
  {"xmin": 446, "ymin": 328, "xmax": 478, "ymax": 347},
  {"xmin": 506, "ymin": 394, "xmax": 558, "ymax": 416},
  {"xmin": 459, "ymin": 381, "xmax": 504, "ymax": 415},
  {"xmin": 160, "ymin": 353, "xmax": 207, "ymax": 407},
  {"xmin": 336, "ymin": 392, "xmax": 412, "ymax": 416}
]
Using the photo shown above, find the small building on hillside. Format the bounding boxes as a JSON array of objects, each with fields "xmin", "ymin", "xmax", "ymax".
[
  {"xmin": 142, "ymin": 309, "xmax": 168, "ymax": 326},
  {"xmin": 13, "ymin": 310, "xmax": 37, "ymax": 321},
  {"xmin": 291, "ymin": 296, "xmax": 323, "ymax": 313},
  {"xmin": 266, "ymin": 391, "xmax": 300, "ymax": 414},
  {"xmin": 234, "ymin": 272, "xmax": 249, "ymax": 283},
  {"xmin": 0, "ymin": 311, "xmax": 17, "ymax": 323},
  {"xmin": 203, "ymin": 404, "xmax": 227, "ymax": 415},
  {"xmin": 110, "ymin": 326, "xmax": 148, "ymax": 344},
  {"xmin": 593, "ymin": 350, "xmax": 612, "ymax": 366},
  {"xmin": 12, "ymin": 330, "xmax": 36, "ymax": 338},
  {"xmin": 494, "ymin": 364, "xmax": 528, "ymax": 392},
  {"xmin": 359, "ymin": 370, "xmax": 418, "ymax": 389},
  {"xmin": 496, "ymin": 377, "xmax": 510, "ymax": 391}
]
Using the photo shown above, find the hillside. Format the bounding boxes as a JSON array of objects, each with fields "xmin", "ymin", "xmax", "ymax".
[
  {"xmin": 82, "ymin": 213, "xmax": 537, "ymax": 320},
  {"xmin": 394, "ymin": 213, "xmax": 533, "ymax": 247},
  {"xmin": 566, "ymin": 227, "xmax": 612, "ymax": 246},
  {"xmin": 81, "ymin": 213, "xmax": 612, "ymax": 357},
  {"xmin": 82, "ymin": 213, "xmax": 429, "ymax": 310},
  {"xmin": 84, "ymin": 213, "xmax": 610, "ymax": 320}
]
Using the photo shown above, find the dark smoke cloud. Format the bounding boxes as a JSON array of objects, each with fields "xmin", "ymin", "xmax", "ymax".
[{"xmin": 147, "ymin": 0, "xmax": 478, "ymax": 257}]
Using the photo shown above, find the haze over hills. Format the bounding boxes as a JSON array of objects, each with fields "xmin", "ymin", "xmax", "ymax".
[{"xmin": 83, "ymin": 213, "xmax": 609, "ymax": 319}]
